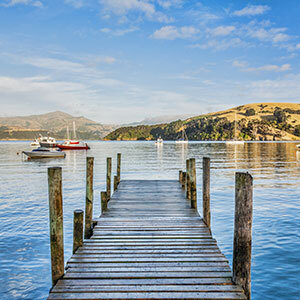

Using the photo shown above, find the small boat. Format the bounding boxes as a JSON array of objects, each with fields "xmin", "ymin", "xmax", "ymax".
[
  {"xmin": 22, "ymin": 147, "xmax": 66, "ymax": 159},
  {"xmin": 155, "ymin": 137, "xmax": 163, "ymax": 145},
  {"xmin": 56, "ymin": 122, "xmax": 90, "ymax": 150},
  {"xmin": 30, "ymin": 138, "xmax": 40, "ymax": 147},
  {"xmin": 39, "ymin": 136, "xmax": 57, "ymax": 148},
  {"xmin": 175, "ymin": 129, "xmax": 188, "ymax": 144},
  {"xmin": 57, "ymin": 140, "xmax": 90, "ymax": 150}
]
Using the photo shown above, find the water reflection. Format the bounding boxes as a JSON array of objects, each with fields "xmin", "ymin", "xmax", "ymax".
[{"xmin": 0, "ymin": 141, "xmax": 299, "ymax": 300}]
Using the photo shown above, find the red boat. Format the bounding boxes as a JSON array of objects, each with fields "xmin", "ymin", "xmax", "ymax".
[{"xmin": 56, "ymin": 140, "xmax": 90, "ymax": 150}]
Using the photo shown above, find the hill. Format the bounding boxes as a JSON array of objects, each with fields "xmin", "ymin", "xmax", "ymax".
[
  {"xmin": 0, "ymin": 111, "xmax": 117, "ymax": 140},
  {"xmin": 104, "ymin": 103, "xmax": 300, "ymax": 141}
]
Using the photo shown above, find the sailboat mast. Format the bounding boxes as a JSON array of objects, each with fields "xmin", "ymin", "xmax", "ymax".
[
  {"xmin": 73, "ymin": 121, "xmax": 76, "ymax": 139},
  {"xmin": 67, "ymin": 126, "xmax": 70, "ymax": 140},
  {"xmin": 234, "ymin": 112, "xmax": 237, "ymax": 141}
]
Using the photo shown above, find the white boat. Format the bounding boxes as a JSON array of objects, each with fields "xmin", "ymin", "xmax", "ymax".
[
  {"xmin": 39, "ymin": 136, "xmax": 57, "ymax": 148},
  {"xmin": 175, "ymin": 129, "xmax": 188, "ymax": 144},
  {"xmin": 155, "ymin": 137, "xmax": 163, "ymax": 144},
  {"xmin": 226, "ymin": 112, "xmax": 244, "ymax": 144},
  {"xmin": 30, "ymin": 138, "xmax": 40, "ymax": 147},
  {"xmin": 23, "ymin": 147, "xmax": 66, "ymax": 159}
]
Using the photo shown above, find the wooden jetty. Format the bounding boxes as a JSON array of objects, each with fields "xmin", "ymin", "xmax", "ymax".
[{"xmin": 47, "ymin": 155, "xmax": 253, "ymax": 300}]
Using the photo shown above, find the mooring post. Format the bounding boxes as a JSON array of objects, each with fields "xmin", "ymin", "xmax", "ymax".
[
  {"xmin": 233, "ymin": 172, "xmax": 253, "ymax": 300},
  {"xmin": 203, "ymin": 157, "xmax": 211, "ymax": 229},
  {"xmin": 101, "ymin": 191, "xmax": 107, "ymax": 214},
  {"xmin": 73, "ymin": 209, "xmax": 83, "ymax": 254},
  {"xmin": 114, "ymin": 175, "xmax": 118, "ymax": 192},
  {"xmin": 48, "ymin": 167, "xmax": 64, "ymax": 287},
  {"xmin": 84, "ymin": 157, "xmax": 94, "ymax": 239},
  {"xmin": 117, "ymin": 153, "xmax": 121, "ymax": 185},
  {"xmin": 179, "ymin": 170, "xmax": 183, "ymax": 184},
  {"xmin": 190, "ymin": 158, "xmax": 197, "ymax": 209},
  {"xmin": 182, "ymin": 172, "xmax": 186, "ymax": 189},
  {"xmin": 106, "ymin": 157, "xmax": 112, "ymax": 201},
  {"xmin": 185, "ymin": 159, "xmax": 190, "ymax": 199}
]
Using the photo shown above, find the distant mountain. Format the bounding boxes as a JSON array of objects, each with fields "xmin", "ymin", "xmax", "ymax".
[
  {"xmin": 124, "ymin": 114, "xmax": 193, "ymax": 126},
  {"xmin": 0, "ymin": 111, "xmax": 118, "ymax": 140},
  {"xmin": 105, "ymin": 103, "xmax": 300, "ymax": 141}
]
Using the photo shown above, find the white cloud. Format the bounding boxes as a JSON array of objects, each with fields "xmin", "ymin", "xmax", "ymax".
[
  {"xmin": 100, "ymin": 0, "xmax": 173, "ymax": 22},
  {"xmin": 191, "ymin": 38, "xmax": 247, "ymax": 51},
  {"xmin": 209, "ymin": 26, "xmax": 235, "ymax": 36},
  {"xmin": 152, "ymin": 26, "xmax": 198, "ymax": 40},
  {"xmin": 157, "ymin": 0, "xmax": 183, "ymax": 9},
  {"xmin": 233, "ymin": 5, "xmax": 270, "ymax": 17},
  {"xmin": 100, "ymin": 27, "xmax": 138, "ymax": 36},
  {"xmin": 64, "ymin": 0, "xmax": 84, "ymax": 8},
  {"xmin": 2, "ymin": 0, "xmax": 43, "ymax": 7},
  {"xmin": 233, "ymin": 60, "xmax": 291, "ymax": 72}
]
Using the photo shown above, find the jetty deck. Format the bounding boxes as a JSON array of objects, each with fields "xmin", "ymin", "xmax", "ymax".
[{"xmin": 48, "ymin": 179, "xmax": 247, "ymax": 300}]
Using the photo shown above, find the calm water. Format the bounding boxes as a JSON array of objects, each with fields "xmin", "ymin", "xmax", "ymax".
[{"xmin": 0, "ymin": 141, "xmax": 299, "ymax": 299}]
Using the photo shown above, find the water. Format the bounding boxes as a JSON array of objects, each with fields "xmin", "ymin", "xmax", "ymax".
[{"xmin": 0, "ymin": 141, "xmax": 299, "ymax": 299}]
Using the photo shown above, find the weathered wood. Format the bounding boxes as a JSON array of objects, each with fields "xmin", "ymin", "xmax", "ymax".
[
  {"xmin": 84, "ymin": 157, "xmax": 94, "ymax": 239},
  {"xmin": 190, "ymin": 158, "xmax": 197, "ymax": 209},
  {"xmin": 117, "ymin": 153, "xmax": 121, "ymax": 184},
  {"xmin": 203, "ymin": 157, "xmax": 211, "ymax": 229},
  {"xmin": 233, "ymin": 172, "xmax": 253, "ymax": 300},
  {"xmin": 48, "ymin": 180, "xmax": 246, "ymax": 300},
  {"xmin": 106, "ymin": 157, "xmax": 112, "ymax": 201},
  {"xmin": 101, "ymin": 191, "xmax": 107, "ymax": 214},
  {"xmin": 73, "ymin": 210, "xmax": 83, "ymax": 254},
  {"xmin": 179, "ymin": 170, "xmax": 183, "ymax": 183},
  {"xmin": 185, "ymin": 160, "xmax": 190, "ymax": 199},
  {"xmin": 113, "ymin": 176, "xmax": 118, "ymax": 192},
  {"xmin": 48, "ymin": 167, "xmax": 64, "ymax": 287}
]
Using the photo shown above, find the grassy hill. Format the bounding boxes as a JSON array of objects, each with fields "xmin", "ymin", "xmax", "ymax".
[
  {"xmin": 0, "ymin": 111, "xmax": 117, "ymax": 140},
  {"xmin": 105, "ymin": 103, "xmax": 300, "ymax": 141}
]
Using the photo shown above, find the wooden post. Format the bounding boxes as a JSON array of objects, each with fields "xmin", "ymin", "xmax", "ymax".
[
  {"xmin": 233, "ymin": 172, "xmax": 253, "ymax": 300},
  {"xmin": 190, "ymin": 158, "xmax": 197, "ymax": 209},
  {"xmin": 101, "ymin": 191, "xmax": 107, "ymax": 214},
  {"xmin": 106, "ymin": 157, "xmax": 112, "ymax": 201},
  {"xmin": 114, "ymin": 175, "xmax": 118, "ymax": 192},
  {"xmin": 48, "ymin": 167, "xmax": 64, "ymax": 286},
  {"xmin": 84, "ymin": 157, "xmax": 94, "ymax": 239},
  {"xmin": 179, "ymin": 170, "xmax": 183, "ymax": 184},
  {"xmin": 73, "ymin": 209, "xmax": 83, "ymax": 254},
  {"xmin": 117, "ymin": 153, "xmax": 121, "ymax": 184},
  {"xmin": 182, "ymin": 172, "xmax": 186, "ymax": 189},
  {"xmin": 185, "ymin": 159, "xmax": 190, "ymax": 199},
  {"xmin": 203, "ymin": 157, "xmax": 211, "ymax": 229}
]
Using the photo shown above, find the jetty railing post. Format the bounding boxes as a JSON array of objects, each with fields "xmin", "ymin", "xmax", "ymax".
[
  {"xmin": 117, "ymin": 153, "xmax": 121, "ymax": 185},
  {"xmin": 179, "ymin": 170, "xmax": 183, "ymax": 184},
  {"xmin": 233, "ymin": 172, "xmax": 253, "ymax": 300},
  {"xmin": 182, "ymin": 172, "xmax": 186, "ymax": 189},
  {"xmin": 106, "ymin": 157, "xmax": 112, "ymax": 201},
  {"xmin": 84, "ymin": 157, "xmax": 94, "ymax": 239},
  {"xmin": 203, "ymin": 157, "xmax": 211, "ymax": 229},
  {"xmin": 101, "ymin": 191, "xmax": 107, "ymax": 214},
  {"xmin": 114, "ymin": 175, "xmax": 118, "ymax": 192},
  {"xmin": 73, "ymin": 209, "xmax": 83, "ymax": 254},
  {"xmin": 190, "ymin": 158, "xmax": 197, "ymax": 209},
  {"xmin": 185, "ymin": 159, "xmax": 190, "ymax": 199},
  {"xmin": 48, "ymin": 167, "xmax": 64, "ymax": 287}
]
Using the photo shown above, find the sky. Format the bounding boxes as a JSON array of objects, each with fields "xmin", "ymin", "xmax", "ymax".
[{"xmin": 0, "ymin": 0, "xmax": 300, "ymax": 124}]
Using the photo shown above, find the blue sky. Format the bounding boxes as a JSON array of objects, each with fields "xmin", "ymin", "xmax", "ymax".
[{"xmin": 0, "ymin": 0, "xmax": 300, "ymax": 123}]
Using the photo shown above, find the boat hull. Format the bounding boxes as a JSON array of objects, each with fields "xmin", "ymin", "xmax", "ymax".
[
  {"xmin": 57, "ymin": 144, "xmax": 90, "ymax": 150},
  {"xmin": 39, "ymin": 142, "xmax": 58, "ymax": 148},
  {"xmin": 23, "ymin": 151, "xmax": 66, "ymax": 159}
]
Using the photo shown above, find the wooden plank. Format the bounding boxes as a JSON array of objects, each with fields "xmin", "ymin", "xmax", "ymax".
[{"xmin": 48, "ymin": 292, "xmax": 246, "ymax": 299}]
